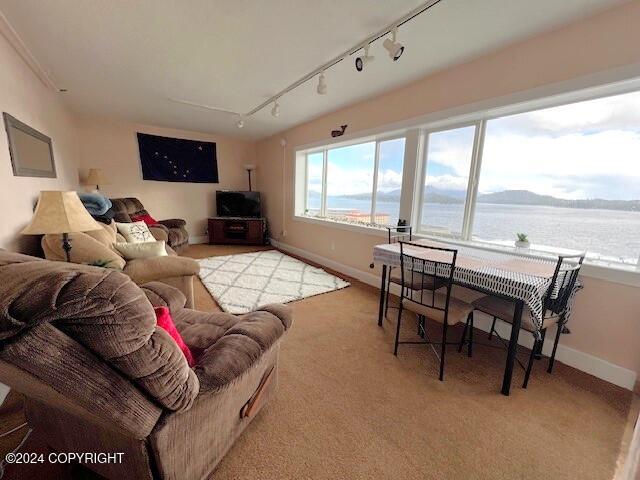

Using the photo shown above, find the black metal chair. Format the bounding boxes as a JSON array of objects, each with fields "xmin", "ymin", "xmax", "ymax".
[
  {"xmin": 393, "ymin": 242, "xmax": 473, "ymax": 381},
  {"xmin": 384, "ymin": 226, "xmax": 445, "ymax": 318},
  {"xmin": 469, "ymin": 253, "xmax": 585, "ymax": 388}
]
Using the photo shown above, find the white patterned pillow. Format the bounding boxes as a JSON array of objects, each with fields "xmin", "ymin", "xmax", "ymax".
[{"xmin": 116, "ymin": 221, "xmax": 155, "ymax": 243}]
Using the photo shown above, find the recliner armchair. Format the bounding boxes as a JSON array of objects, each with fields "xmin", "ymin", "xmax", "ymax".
[
  {"xmin": 111, "ymin": 198, "xmax": 189, "ymax": 252},
  {"xmin": 0, "ymin": 251, "xmax": 292, "ymax": 479}
]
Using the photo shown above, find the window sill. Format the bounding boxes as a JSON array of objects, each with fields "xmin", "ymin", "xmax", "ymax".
[{"xmin": 292, "ymin": 214, "xmax": 640, "ymax": 287}]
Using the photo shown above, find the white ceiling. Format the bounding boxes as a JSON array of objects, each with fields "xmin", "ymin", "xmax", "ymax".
[{"xmin": 0, "ymin": 0, "xmax": 627, "ymax": 140}]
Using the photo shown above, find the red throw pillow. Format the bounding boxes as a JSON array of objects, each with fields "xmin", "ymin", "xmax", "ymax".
[
  {"xmin": 132, "ymin": 213, "xmax": 158, "ymax": 226},
  {"xmin": 154, "ymin": 307, "xmax": 195, "ymax": 367}
]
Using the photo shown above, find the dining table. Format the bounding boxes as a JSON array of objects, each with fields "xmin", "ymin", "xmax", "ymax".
[{"xmin": 372, "ymin": 238, "xmax": 581, "ymax": 396}]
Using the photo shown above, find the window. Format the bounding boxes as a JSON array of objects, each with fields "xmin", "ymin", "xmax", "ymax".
[
  {"xmin": 326, "ymin": 142, "xmax": 376, "ymax": 223},
  {"xmin": 301, "ymin": 137, "xmax": 406, "ymax": 226},
  {"xmin": 420, "ymin": 125, "xmax": 477, "ymax": 237},
  {"xmin": 296, "ymin": 83, "xmax": 640, "ymax": 269},
  {"xmin": 473, "ymin": 91, "xmax": 640, "ymax": 265}
]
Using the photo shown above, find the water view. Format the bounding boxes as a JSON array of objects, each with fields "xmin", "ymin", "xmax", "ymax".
[{"xmin": 308, "ymin": 197, "xmax": 640, "ymax": 265}]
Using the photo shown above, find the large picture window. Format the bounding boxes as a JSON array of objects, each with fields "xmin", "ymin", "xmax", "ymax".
[
  {"xmin": 472, "ymin": 91, "xmax": 640, "ymax": 265},
  {"xmin": 297, "ymin": 85, "xmax": 640, "ymax": 269}
]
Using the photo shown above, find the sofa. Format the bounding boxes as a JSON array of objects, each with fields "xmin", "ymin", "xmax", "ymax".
[
  {"xmin": 111, "ymin": 198, "xmax": 189, "ymax": 252},
  {"xmin": 41, "ymin": 221, "xmax": 199, "ymax": 308},
  {"xmin": 0, "ymin": 250, "xmax": 292, "ymax": 479}
]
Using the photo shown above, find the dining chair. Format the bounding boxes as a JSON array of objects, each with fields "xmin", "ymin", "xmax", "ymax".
[
  {"xmin": 393, "ymin": 242, "xmax": 473, "ymax": 381},
  {"xmin": 384, "ymin": 226, "xmax": 445, "ymax": 318},
  {"xmin": 469, "ymin": 253, "xmax": 585, "ymax": 388}
]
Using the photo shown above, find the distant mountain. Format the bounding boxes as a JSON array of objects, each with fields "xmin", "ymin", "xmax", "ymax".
[
  {"xmin": 478, "ymin": 190, "xmax": 640, "ymax": 211},
  {"xmin": 334, "ymin": 188, "xmax": 640, "ymax": 212}
]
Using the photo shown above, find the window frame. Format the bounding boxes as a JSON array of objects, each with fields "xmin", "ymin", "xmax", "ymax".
[{"xmin": 302, "ymin": 133, "xmax": 407, "ymax": 226}]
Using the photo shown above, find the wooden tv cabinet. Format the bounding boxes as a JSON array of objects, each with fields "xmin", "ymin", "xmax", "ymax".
[{"xmin": 208, "ymin": 217, "xmax": 267, "ymax": 245}]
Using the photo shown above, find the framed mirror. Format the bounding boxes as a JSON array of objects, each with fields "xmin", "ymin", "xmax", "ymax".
[{"xmin": 3, "ymin": 112, "xmax": 56, "ymax": 178}]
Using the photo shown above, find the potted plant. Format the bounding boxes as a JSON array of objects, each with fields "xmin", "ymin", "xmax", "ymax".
[{"xmin": 515, "ymin": 233, "xmax": 530, "ymax": 249}]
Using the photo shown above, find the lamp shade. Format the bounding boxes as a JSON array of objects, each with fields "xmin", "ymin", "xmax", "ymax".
[
  {"xmin": 22, "ymin": 191, "xmax": 102, "ymax": 235},
  {"xmin": 85, "ymin": 168, "xmax": 109, "ymax": 186}
]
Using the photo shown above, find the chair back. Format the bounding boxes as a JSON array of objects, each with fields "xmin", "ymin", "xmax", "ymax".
[
  {"xmin": 544, "ymin": 253, "xmax": 585, "ymax": 316},
  {"xmin": 399, "ymin": 242, "xmax": 457, "ymax": 321},
  {"xmin": 386, "ymin": 224, "xmax": 412, "ymax": 244}
]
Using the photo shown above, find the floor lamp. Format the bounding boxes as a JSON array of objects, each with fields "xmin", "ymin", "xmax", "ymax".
[
  {"xmin": 244, "ymin": 164, "xmax": 257, "ymax": 191},
  {"xmin": 22, "ymin": 191, "xmax": 102, "ymax": 262}
]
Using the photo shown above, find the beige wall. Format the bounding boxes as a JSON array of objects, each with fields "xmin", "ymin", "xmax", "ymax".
[
  {"xmin": 255, "ymin": 2, "xmax": 640, "ymax": 375},
  {"xmin": 76, "ymin": 119, "xmax": 256, "ymax": 239},
  {"xmin": 0, "ymin": 30, "xmax": 80, "ymax": 254}
]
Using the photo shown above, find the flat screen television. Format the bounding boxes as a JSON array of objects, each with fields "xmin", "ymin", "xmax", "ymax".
[{"xmin": 216, "ymin": 191, "xmax": 261, "ymax": 218}]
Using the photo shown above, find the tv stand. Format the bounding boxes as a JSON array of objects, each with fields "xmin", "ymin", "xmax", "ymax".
[{"xmin": 208, "ymin": 217, "xmax": 267, "ymax": 245}]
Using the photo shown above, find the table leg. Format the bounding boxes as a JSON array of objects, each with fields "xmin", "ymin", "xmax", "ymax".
[
  {"xmin": 501, "ymin": 299, "xmax": 523, "ymax": 396},
  {"xmin": 378, "ymin": 265, "xmax": 387, "ymax": 327}
]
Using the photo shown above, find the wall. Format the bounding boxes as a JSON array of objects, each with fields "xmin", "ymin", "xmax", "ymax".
[
  {"xmin": 76, "ymin": 119, "xmax": 256, "ymax": 241},
  {"xmin": 256, "ymin": 2, "xmax": 640, "ymax": 383},
  {"xmin": 0, "ymin": 29, "xmax": 80, "ymax": 254}
]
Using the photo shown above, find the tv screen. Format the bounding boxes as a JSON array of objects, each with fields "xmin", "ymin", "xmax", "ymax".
[{"xmin": 216, "ymin": 191, "xmax": 261, "ymax": 218}]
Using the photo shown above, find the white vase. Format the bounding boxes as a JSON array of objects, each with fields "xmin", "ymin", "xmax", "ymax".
[{"xmin": 515, "ymin": 240, "xmax": 530, "ymax": 249}]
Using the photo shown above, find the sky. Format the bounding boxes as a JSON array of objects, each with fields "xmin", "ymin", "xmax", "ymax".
[
  {"xmin": 430, "ymin": 90, "xmax": 640, "ymax": 200},
  {"xmin": 307, "ymin": 89, "xmax": 640, "ymax": 201}
]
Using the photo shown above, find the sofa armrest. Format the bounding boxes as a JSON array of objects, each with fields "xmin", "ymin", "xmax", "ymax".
[
  {"xmin": 123, "ymin": 256, "xmax": 199, "ymax": 285},
  {"xmin": 158, "ymin": 218, "xmax": 186, "ymax": 228},
  {"xmin": 148, "ymin": 224, "xmax": 169, "ymax": 242},
  {"xmin": 193, "ymin": 304, "xmax": 292, "ymax": 394},
  {"xmin": 142, "ymin": 281, "xmax": 187, "ymax": 311}
]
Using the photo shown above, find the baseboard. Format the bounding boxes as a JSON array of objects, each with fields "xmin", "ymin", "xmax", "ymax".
[
  {"xmin": 271, "ymin": 239, "xmax": 638, "ymax": 391},
  {"xmin": 189, "ymin": 234, "xmax": 209, "ymax": 245}
]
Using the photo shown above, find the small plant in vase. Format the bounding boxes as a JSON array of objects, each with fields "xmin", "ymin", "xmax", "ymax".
[{"xmin": 515, "ymin": 233, "xmax": 530, "ymax": 249}]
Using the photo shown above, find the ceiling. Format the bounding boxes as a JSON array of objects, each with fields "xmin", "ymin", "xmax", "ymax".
[{"xmin": 0, "ymin": 0, "xmax": 627, "ymax": 140}]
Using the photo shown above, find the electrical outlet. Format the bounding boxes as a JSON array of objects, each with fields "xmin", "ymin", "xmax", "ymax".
[
  {"xmin": 282, "ymin": 230, "xmax": 287, "ymax": 237},
  {"xmin": 330, "ymin": 241, "xmax": 335, "ymax": 251}
]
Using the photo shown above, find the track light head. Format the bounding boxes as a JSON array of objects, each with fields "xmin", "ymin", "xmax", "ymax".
[
  {"xmin": 236, "ymin": 116, "xmax": 244, "ymax": 128},
  {"xmin": 271, "ymin": 99, "xmax": 280, "ymax": 117},
  {"xmin": 383, "ymin": 27, "xmax": 404, "ymax": 61},
  {"xmin": 317, "ymin": 72, "xmax": 327, "ymax": 95},
  {"xmin": 355, "ymin": 44, "xmax": 375, "ymax": 72}
]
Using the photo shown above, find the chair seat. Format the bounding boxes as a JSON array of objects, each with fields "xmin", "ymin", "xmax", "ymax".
[
  {"xmin": 390, "ymin": 269, "xmax": 446, "ymax": 291},
  {"xmin": 402, "ymin": 292, "xmax": 472, "ymax": 325},
  {"xmin": 471, "ymin": 295, "xmax": 560, "ymax": 331}
]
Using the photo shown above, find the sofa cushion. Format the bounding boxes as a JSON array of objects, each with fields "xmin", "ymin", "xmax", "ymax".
[
  {"xmin": 114, "ymin": 240, "xmax": 168, "ymax": 260},
  {"xmin": 193, "ymin": 304, "xmax": 292, "ymax": 393},
  {"xmin": 0, "ymin": 251, "xmax": 199, "ymax": 411}
]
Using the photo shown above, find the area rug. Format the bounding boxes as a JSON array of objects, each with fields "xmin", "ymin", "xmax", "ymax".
[{"xmin": 197, "ymin": 250, "xmax": 350, "ymax": 313}]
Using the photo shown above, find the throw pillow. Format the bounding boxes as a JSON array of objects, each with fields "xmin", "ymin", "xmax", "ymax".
[
  {"xmin": 154, "ymin": 306, "xmax": 195, "ymax": 367},
  {"xmin": 114, "ymin": 240, "xmax": 168, "ymax": 260},
  {"xmin": 116, "ymin": 221, "xmax": 155, "ymax": 243},
  {"xmin": 131, "ymin": 213, "xmax": 158, "ymax": 226}
]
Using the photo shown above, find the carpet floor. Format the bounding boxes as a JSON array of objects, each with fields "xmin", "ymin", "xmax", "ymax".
[{"xmin": 0, "ymin": 244, "xmax": 635, "ymax": 479}]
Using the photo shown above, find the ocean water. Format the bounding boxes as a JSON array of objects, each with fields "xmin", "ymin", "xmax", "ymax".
[{"xmin": 312, "ymin": 197, "xmax": 640, "ymax": 264}]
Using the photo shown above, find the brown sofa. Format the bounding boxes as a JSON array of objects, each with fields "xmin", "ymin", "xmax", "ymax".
[
  {"xmin": 41, "ymin": 221, "xmax": 199, "ymax": 308},
  {"xmin": 111, "ymin": 198, "xmax": 189, "ymax": 252},
  {"xmin": 0, "ymin": 251, "xmax": 292, "ymax": 479}
]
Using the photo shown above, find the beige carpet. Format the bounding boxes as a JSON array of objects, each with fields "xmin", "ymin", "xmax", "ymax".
[
  {"xmin": 186, "ymin": 245, "xmax": 632, "ymax": 480},
  {"xmin": 0, "ymin": 244, "xmax": 634, "ymax": 479}
]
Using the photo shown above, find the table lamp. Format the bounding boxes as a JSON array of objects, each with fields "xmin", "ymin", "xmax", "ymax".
[
  {"xmin": 22, "ymin": 191, "xmax": 102, "ymax": 262},
  {"xmin": 85, "ymin": 168, "xmax": 109, "ymax": 192}
]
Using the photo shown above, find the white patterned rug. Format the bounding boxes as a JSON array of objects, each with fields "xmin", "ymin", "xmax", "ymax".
[{"xmin": 197, "ymin": 250, "xmax": 350, "ymax": 314}]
